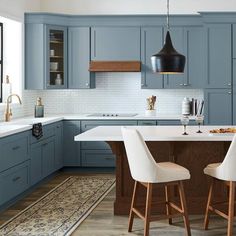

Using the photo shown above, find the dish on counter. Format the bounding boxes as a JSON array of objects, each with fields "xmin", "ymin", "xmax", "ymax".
[{"xmin": 209, "ymin": 128, "xmax": 236, "ymax": 133}]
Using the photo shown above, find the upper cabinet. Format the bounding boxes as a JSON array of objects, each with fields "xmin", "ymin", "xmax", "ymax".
[
  {"xmin": 46, "ymin": 25, "xmax": 68, "ymax": 89},
  {"xmin": 205, "ymin": 24, "xmax": 232, "ymax": 88},
  {"xmin": 164, "ymin": 26, "xmax": 205, "ymax": 89},
  {"xmin": 68, "ymin": 27, "xmax": 95, "ymax": 89},
  {"xmin": 91, "ymin": 27, "xmax": 141, "ymax": 61},
  {"xmin": 141, "ymin": 27, "xmax": 164, "ymax": 89},
  {"xmin": 25, "ymin": 24, "xmax": 68, "ymax": 90},
  {"xmin": 233, "ymin": 24, "xmax": 236, "ymax": 59}
]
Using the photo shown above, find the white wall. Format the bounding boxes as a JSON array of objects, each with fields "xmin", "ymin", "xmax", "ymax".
[
  {"xmin": 40, "ymin": 0, "xmax": 236, "ymax": 15},
  {"xmin": 0, "ymin": 0, "xmax": 40, "ymax": 21}
]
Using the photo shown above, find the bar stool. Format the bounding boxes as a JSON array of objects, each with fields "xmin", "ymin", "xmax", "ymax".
[
  {"xmin": 121, "ymin": 127, "xmax": 191, "ymax": 236},
  {"xmin": 204, "ymin": 134, "xmax": 236, "ymax": 236}
]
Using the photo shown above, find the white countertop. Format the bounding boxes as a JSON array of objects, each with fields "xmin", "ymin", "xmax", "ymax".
[
  {"xmin": 0, "ymin": 113, "xmax": 198, "ymax": 138},
  {"xmin": 74, "ymin": 126, "xmax": 236, "ymax": 142}
]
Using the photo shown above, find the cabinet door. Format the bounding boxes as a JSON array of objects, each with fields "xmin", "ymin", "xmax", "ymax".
[
  {"xmin": 54, "ymin": 122, "xmax": 63, "ymax": 170},
  {"xmin": 63, "ymin": 121, "xmax": 81, "ymax": 166},
  {"xmin": 91, "ymin": 27, "xmax": 140, "ymax": 60},
  {"xmin": 25, "ymin": 24, "xmax": 44, "ymax": 89},
  {"xmin": 233, "ymin": 60, "xmax": 236, "ymax": 125},
  {"xmin": 68, "ymin": 27, "xmax": 95, "ymax": 89},
  {"xmin": 141, "ymin": 27, "xmax": 164, "ymax": 89},
  {"xmin": 204, "ymin": 89, "xmax": 232, "ymax": 125},
  {"xmin": 30, "ymin": 142, "xmax": 43, "ymax": 186},
  {"xmin": 205, "ymin": 24, "xmax": 232, "ymax": 88},
  {"xmin": 164, "ymin": 27, "xmax": 185, "ymax": 88},
  {"xmin": 42, "ymin": 137, "xmax": 55, "ymax": 178},
  {"xmin": 46, "ymin": 25, "xmax": 68, "ymax": 89},
  {"xmin": 183, "ymin": 27, "xmax": 205, "ymax": 89}
]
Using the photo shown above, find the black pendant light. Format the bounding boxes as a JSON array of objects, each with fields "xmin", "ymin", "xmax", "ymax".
[{"xmin": 151, "ymin": 0, "xmax": 185, "ymax": 74}]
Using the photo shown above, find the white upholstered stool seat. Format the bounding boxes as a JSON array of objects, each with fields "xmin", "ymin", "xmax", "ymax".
[
  {"xmin": 204, "ymin": 135, "xmax": 236, "ymax": 236},
  {"xmin": 154, "ymin": 162, "xmax": 190, "ymax": 183},
  {"xmin": 203, "ymin": 163, "xmax": 221, "ymax": 179},
  {"xmin": 121, "ymin": 127, "xmax": 191, "ymax": 236}
]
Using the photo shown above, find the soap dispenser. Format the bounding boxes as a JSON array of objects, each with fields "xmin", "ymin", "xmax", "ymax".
[{"xmin": 35, "ymin": 97, "xmax": 44, "ymax": 118}]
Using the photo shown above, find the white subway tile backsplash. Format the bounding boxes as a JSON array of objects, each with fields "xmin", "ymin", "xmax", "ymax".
[{"xmin": 0, "ymin": 73, "xmax": 203, "ymax": 120}]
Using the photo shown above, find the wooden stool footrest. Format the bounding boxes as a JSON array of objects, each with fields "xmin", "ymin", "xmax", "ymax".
[{"xmin": 209, "ymin": 206, "xmax": 228, "ymax": 220}]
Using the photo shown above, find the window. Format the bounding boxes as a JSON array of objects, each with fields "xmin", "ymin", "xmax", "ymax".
[{"xmin": 0, "ymin": 23, "xmax": 2, "ymax": 102}]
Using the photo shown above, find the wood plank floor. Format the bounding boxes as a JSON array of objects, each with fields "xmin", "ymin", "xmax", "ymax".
[{"xmin": 0, "ymin": 171, "xmax": 234, "ymax": 235}]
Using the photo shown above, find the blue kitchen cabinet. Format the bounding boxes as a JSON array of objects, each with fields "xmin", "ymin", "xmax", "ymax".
[
  {"xmin": 63, "ymin": 120, "xmax": 81, "ymax": 166},
  {"xmin": 54, "ymin": 122, "xmax": 63, "ymax": 170},
  {"xmin": 91, "ymin": 27, "xmax": 141, "ymax": 60},
  {"xmin": 30, "ymin": 136, "xmax": 55, "ymax": 186},
  {"xmin": 42, "ymin": 137, "xmax": 55, "ymax": 177},
  {"xmin": 205, "ymin": 24, "xmax": 232, "ymax": 88},
  {"xmin": 183, "ymin": 27, "xmax": 205, "ymax": 89},
  {"xmin": 81, "ymin": 150, "xmax": 115, "ymax": 167},
  {"xmin": 0, "ymin": 161, "xmax": 30, "ymax": 206},
  {"xmin": 25, "ymin": 23, "xmax": 44, "ymax": 89},
  {"xmin": 141, "ymin": 27, "xmax": 164, "ymax": 89},
  {"xmin": 0, "ymin": 131, "xmax": 30, "ymax": 207},
  {"xmin": 204, "ymin": 89, "xmax": 232, "ymax": 125},
  {"xmin": 0, "ymin": 132, "xmax": 30, "ymax": 173},
  {"xmin": 163, "ymin": 27, "xmax": 205, "ymax": 89},
  {"xmin": 80, "ymin": 120, "xmax": 137, "ymax": 167},
  {"xmin": 46, "ymin": 25, "xmax": 68, "ymax": 89},
  {"xmin": 68, "ymin": 27, "xmax": 95, "ymax": 89},
  {"xmin": 164, "ymin": 27, "xmax": 185, "ymax": 88},
  {"xmin": 25, "ymin": 24, "xmax": 68, "ymax": 89}
]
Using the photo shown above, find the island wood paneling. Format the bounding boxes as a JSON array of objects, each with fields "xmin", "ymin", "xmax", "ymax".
[{"xmin": 107, "ymin": 141, "xmax": 231, "ymax": 215}]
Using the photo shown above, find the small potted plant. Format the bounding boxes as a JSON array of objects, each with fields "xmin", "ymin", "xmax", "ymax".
[{"xmin": 145, "ymin": 95, "xmax": 157, "ymax": 116}]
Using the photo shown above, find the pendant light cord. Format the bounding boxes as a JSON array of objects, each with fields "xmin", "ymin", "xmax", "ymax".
[{"xmin": 167, "ymin": 0, "xmax": 170, "ymax": 30}]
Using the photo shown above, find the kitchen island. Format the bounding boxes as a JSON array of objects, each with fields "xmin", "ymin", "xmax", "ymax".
[{"xmin": 75, "ymin": 125, "xmax": 234, "ymax": 215}]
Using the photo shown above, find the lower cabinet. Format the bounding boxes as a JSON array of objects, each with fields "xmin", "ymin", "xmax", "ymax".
[
  {"xmin": 63, "ymin": 120, "xmax": 81, "ymax": 166},
  {"xmin": 204, "ymin": 89, "xmax": 232, "ymax": 125},
  {"xmin": 30, "ymin": 137, "xmax": 55, "ymax": 186},
  {"xmin": 30, "ymin": 121, "xmax": 63, "ymax": 186},
  {"xmin": 81, "ymin": 150, "xmax": 115, "ymax": 167},
  {"xmin": 81, "ymin": 120, "xmax": 137, "ymax": 167},
  {"xmin": 0, "ymin": 161, "xmax": 30, "ymax": 206}
]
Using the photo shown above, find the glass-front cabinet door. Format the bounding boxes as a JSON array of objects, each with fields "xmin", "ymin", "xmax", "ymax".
[{"xmin": 46, "ymin": 25, "xmax": 67, "ymax": 89}]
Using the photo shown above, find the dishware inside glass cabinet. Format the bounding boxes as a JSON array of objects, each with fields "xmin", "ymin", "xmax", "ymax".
[{"xmin": 49, "ymin": 29, "xmax": 64, "ymax": 86}]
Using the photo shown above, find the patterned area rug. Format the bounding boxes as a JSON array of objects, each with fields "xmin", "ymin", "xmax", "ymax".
[{"xmin": 0, "ymin": 176, "xmax": 115, "ymax": 236}]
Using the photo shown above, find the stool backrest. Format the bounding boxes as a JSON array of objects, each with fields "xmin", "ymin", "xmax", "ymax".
[
  {"xmin": 219, "ymin": 134, "xmax": 236, "ymax": 181},
  {"xmin": 121, "ymin": 127, "xmax": 158, "ymax": 182}
]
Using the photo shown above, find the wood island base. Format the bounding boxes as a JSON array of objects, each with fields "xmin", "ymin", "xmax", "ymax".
[{"xmin": 107, "ymin": 141, "xmax": 231, "ymax": 215}]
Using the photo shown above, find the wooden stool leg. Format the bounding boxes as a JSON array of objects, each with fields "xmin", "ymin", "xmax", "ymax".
[
  {"xmin": 227, "ymin": 181, "xmax": 235, "ymax": 236},
  {"xmin": 165, "ymin": 185, "xmax": 172, "ymax": 225},
  {"xmin": 128, "ymin": 181, "xmax": 138, "ymax": 232},
  {"xmin": 144, "ymin": 183, "xmax": 153, "ymax": 236},
  {"xmin": 204, "ymin": 178, "xmax": 214, "ymax": 230},
  {"xmin": 178, "ymin": 181, "xmax": 191, "ymax": 236}
]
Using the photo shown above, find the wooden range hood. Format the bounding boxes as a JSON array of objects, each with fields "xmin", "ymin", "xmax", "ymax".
[{"xmin": 89, "ymin": 61, "xmax": 141, "ymax": 72}]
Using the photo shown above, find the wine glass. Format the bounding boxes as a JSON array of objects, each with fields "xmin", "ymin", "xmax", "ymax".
[
  {"xmin": 180, "ymin": 116, "xmax": 189, "ymax": 135},
  {"xmin": 195, "ymin": 115, "xmax": 204, "ymax": 133}
]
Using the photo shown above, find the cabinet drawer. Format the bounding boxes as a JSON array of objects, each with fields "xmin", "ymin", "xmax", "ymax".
[
  {"xmin": 0, "ymin": 161, "xmax": 30, "ymax": 206},
  {"xmin": 0, "ymin": 132, "xmax": 29, "ymax": 173},
  {"xmin": 81, "ymin": 150, "xmax": 115, "ymax": 167},
  {"xmin": 81, "ymin": 120, "xmax": 137, "ymax": 149},
  {"xmin": 81, "ymin": 120, "xmax": 137, "ymax": 132},
  {"xmin": 157, "ymin": 120, "xmax": 195, "ymax": 126},
  {"xmin": 30, "ymin": 123, "xmax": 55, "ymax": 143},
  {"xmin": 138, "ymin": 120, "xmax": 157, "ymax": 126}
]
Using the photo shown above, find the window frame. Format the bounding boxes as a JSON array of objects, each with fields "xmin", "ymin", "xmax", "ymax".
[{"xmin": 0, "ymin": 23, "xmax": 3, "ymax": 103}]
